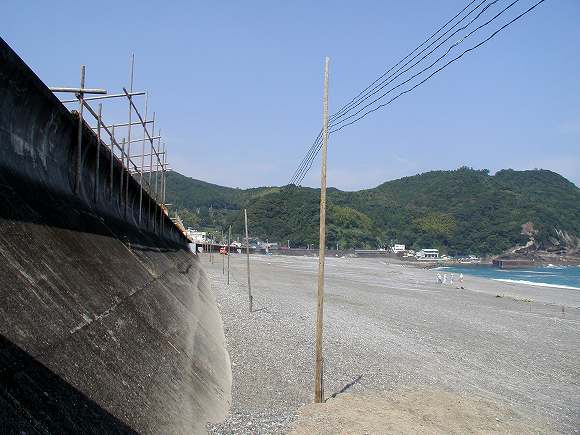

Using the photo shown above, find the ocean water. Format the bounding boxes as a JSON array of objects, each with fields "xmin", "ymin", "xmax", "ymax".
[{"xmin": 438, "ymin": 264, "xmax": 580, "ymax": 291}]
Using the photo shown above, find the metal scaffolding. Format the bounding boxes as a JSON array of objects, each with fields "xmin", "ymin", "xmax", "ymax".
[{"xmin": 49, "ymin": 54, "xmax": 171, "ymax": 235}]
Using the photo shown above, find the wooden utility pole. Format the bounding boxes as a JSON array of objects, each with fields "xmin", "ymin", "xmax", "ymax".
[
  {"xmin": 227, "ymin": 225, "xmax": 231, "ymax": 285},
  {"xmin": 314, "ymin": 56, "xmax": 330, "ymax": 404},
  {"xmin": 244, "ymin": 209, "xmax": 253, "ymax": 312}
]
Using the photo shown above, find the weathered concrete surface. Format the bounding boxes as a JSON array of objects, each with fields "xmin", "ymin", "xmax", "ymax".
[{"xmin": 0, "ymin": 38, "xmax": 230, "ymax": 433}]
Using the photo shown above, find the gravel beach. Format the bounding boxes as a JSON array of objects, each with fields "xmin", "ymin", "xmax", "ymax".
[{"xmin": 206, "ymin": 254, "xmax": 579, "ymax": 434}]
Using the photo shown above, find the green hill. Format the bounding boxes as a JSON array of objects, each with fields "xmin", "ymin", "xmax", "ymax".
[{"xmin": 164, "ymin": 168, "xmax": 580, "ymax": 256}]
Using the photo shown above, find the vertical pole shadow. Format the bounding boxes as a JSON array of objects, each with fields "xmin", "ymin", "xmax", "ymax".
[{"xmin": 329, "ymin": 374, "xmax": 363, "ymax": 400}]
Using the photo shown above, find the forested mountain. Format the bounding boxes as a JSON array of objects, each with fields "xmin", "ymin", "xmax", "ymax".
[{"xmin": 164, "ymin": 168, "xmax": 580, "ymax": 256}]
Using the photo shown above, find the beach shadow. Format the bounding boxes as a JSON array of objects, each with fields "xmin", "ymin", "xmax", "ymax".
[
  {"xmin": 329, "ymin": 374, "xmax": 363, "ymax": 400},
  {"xmin": 251, "ymin": 307, "xmax": 267, "ymax": 313},
  {"xmin": 0, "ymin": 334, "xmax": 137, "ymax": 434}
]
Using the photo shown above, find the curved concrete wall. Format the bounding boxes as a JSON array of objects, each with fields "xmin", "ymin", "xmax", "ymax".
[{"xmin": 0, "ymin": 38, "xmax": 231, "ymax": 433}]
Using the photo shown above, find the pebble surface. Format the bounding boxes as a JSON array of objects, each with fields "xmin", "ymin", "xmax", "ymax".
[{"xmin": 206, "ymin": 254, "xmax": 580, "ymax": 434}]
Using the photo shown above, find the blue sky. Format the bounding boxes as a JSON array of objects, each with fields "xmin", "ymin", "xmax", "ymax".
[{"xmin": 2, "ymin": 1, "xmax": 579, "ymax": 189}]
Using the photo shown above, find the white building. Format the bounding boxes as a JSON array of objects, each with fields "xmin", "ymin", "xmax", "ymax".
[
  {"xmin": 186, "ymin": 229, "xmax": 207, "ymax": 243},
  {"xmin": 391, "ymin": 244, "xmax": 406, "ymax": 253},
  {"xmin": 416, "ymin": 248, "xmax": 439, "ymax": 260}
]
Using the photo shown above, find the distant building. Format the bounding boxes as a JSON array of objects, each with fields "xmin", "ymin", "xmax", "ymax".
[
  {"xmin": 391, "ymin": 244, "xmax": 406, "ymax": 253},
  {"xmin": 187, "ymin": 229, "xmax": 207, "ymax": 243},
  {"xmin": 258, "ymin": 241, "xmax": 278, "ymax": 250},
  {"xmin": 416, "ymin": 248, "xmax": 439, "ymax": 260}
]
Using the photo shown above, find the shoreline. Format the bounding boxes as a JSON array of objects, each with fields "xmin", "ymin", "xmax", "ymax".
[
  {"xmin": 492, "ymin": 278, "xmax": 580, "ymax": 291},
  {"xmin": 408, "ymin": 258, "xmax": 580, "ymax": 268},
  {"xmin": 267, "ymin": 249, "xmax": 580, "ymax": 268}
]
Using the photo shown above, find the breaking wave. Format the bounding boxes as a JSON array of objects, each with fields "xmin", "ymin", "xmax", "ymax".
[{"xmin": 493, "ymin": 278, "xmax": 580, "ymax": 291}]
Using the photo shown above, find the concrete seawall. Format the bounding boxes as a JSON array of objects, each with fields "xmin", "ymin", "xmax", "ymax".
[{"xmin": 0, "ymin": 38, "xmax": 231, "ymax": 433}]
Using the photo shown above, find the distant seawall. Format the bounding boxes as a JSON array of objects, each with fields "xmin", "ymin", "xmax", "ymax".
[
  {"xmin": 0, "ymin": 37, "xmax": 230, "ymax": 434},
  {"xmin": 271, "ymin": 248, "xmax": 398, "ymax": 258}
]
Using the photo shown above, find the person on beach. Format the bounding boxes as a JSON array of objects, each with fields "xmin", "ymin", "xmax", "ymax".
[
  {"xmin": 459, "ymin": 273, "xmax": 464, "ymax": 289},
  {"xmin": 436, "ymin": 272, "xmax": 442, "ymax": 284},
  {"xmin": 450, "ymin": 274, "xmax": 454, "ymax": 285},
  {"xmin": 443, "ymin": 273, "xmax": 447, "ymax": 284}
]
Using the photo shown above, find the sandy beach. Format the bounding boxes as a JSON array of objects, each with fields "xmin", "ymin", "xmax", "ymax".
[{"xmin": 206, "ymin": 254, "xmax": 579, "ymax": 434}]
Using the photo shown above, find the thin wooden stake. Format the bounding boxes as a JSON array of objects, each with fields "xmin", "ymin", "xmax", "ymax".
[
  {"xmin": 314, "ymin": 56, "xmax": 330, "ymax": 404},
  {"xmin": 109, "ymin": 125, "xmax": 115, "ymax": 199},
  {"xmin": 120, "ymin": 138, "xmax": 125, "ymax": 206},
  {"xmin": 148, "ymin": 113, "xmax": 156, "ymax": 230},
  {"xmin": 160, "ymin": 142, "xmax": 166, "ymax": 235},
  {"xmin": 125, "ymin": 54, "xmax": 135, "ymax": 218},
  {"xmin": 244, "ymin": 209, "xmax": 253, "ymax": 312},
  {"xmin": 75, "ymin": 65, "xmax": 86, "ymax": 195},
  {"xmin": 139, "ymin": 93, "xmax": 148, "ymax": 224},
  {"xmin": 227, "ymin": 225, "xmax": 231, "ymax": 285},
  {"xmin": 94, "ymin": 103, "xmax": 102, "ymax": 202}
]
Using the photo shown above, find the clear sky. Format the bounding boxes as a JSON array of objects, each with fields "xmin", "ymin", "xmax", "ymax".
[{"xmin": 2, "ymin": 1, "xmax": 579, "ymax": 189}]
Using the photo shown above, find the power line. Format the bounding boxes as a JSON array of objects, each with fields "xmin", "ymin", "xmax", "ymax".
[
  {"xmin": 291, "ymin": 0, "xmax": 546, "ymax": 186},
  {"xmin": 330, "ymin": 0, "xmax": 519, "ymax": 130},
  {"xmin": 330, "ymin": 0, "xmax": 487, "ymax": 123},
  {"xmin": 330, "ymin": 0, "xmax": 546, "ymax": 133},
  {"xmin": 290, "ymin": 134, "xmax": 324, "ymax": 186},
  {"xmin": 290, "ymin": 0, "xmax": 488, "ymax": 186},
  {"xmin": 329, "ymin": 0, "xmax": 502, "ymax": 127},
  {"xmin": 289, "ymin": 130, "xmax": 322, "ymax": 185},
  {"xmin": 292, "ymin": 0, "xmax": 501, "ymax": 185},
  {"xmin": 296, "ymin": 138, "xmax": 323, "ymax": 186}
]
